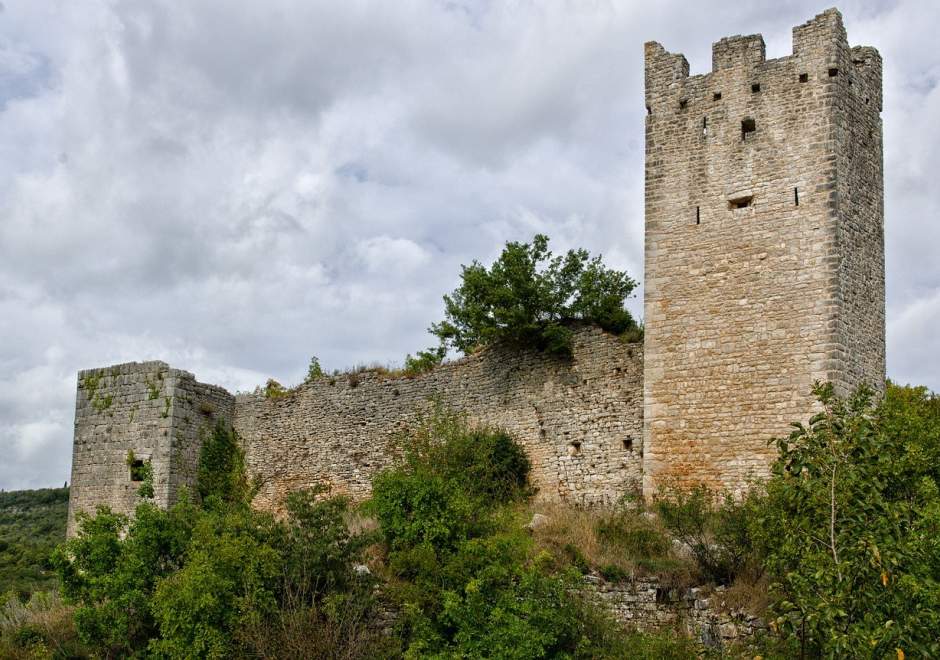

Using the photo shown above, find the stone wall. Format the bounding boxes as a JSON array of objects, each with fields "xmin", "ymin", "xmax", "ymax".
[
  {"xmin": 66, "ymin": 362, "xmax": 234, "ymax": 535},
  {"xmin": 642, "ymin": 9, "xmax": 885, "ymax": 497},
  {"xmin": 235, "ymin": 327, "xmax": 644, "ymax": 513},
  {"xmin": 585, "ymin": 576, "xmax": 764, "ymax": 651}
]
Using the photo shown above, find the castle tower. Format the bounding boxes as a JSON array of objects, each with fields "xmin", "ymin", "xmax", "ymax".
[
  {"xmin": 66, "ymin": 362, "xmax": 234, "ymax": 536},
  {"xmin": 642, "ymin": 9, "xmax": 884, "ymax": 496}
]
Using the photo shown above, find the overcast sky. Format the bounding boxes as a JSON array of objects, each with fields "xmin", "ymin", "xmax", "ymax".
[{"xmin": 1, "ymin": 0, "xmax": 937, "ymax": 490}]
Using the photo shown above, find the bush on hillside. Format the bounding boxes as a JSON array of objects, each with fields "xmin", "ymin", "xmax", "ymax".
[
  {"xmin": 368, "ymin": 411, "xmax": 695, "ymax": 658},
  {"xmin": 52, "ymin": 424, "xmax": 387, "ymax": 659},
  {"xmin": 751, "ymin": 382, "xmax": 940, "ymax": 658},
  {"xmin": 429, "ymin": 234, "xmax": 639, "ymax": 357},
  {"xmin": 655, "ymin": 486, "xmax": 760, "ymax": 586}
]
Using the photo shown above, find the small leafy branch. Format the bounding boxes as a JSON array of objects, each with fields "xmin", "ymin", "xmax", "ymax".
[{"xmin": 403, "ymin": 345, "xmax": 446, "ymax": 377}]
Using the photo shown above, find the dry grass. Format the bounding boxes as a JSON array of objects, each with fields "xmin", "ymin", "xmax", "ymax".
[
  {"xmin": 0, "ymin": 591, "xmax": 85, "ymax": 659},
  {"xmin": 524, "ymin": 501, "xmax": 697, "ymax": 587},
  {"xmin": 716, "ymin": 572, "xmax": 771, "ymax": 617}
]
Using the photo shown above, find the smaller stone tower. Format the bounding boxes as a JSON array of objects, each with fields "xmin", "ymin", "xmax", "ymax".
[
  {"xmin": 66, "ymin": 362, "xmax": 234, "ymax": 536},
  {"xmin": 642, "ymin": 9, "xmax": 885, "ymax": 496}
]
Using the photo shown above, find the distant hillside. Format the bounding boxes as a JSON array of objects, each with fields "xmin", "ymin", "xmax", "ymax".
[{"xmin": 0, "ymin": 487, "xmax": 69, "ymax": 595}]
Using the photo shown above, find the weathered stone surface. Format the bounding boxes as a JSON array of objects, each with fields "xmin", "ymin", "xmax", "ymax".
[
  {"xmin": 642, "ymin": 8, "xmax": 884, "ymax": 497},
  {"xmin": 583, "ymin": 577, "xmax": 766, "ymax": 650},
  {"xmin": 235, "ymin": 327, "xmax": 644, "ymax": 514},
  {"xmin": 66, "ymin": 362, "xmax": 234, "ymax": 536},
  {"xmin": 67, "ymin": 328, "xmax": 644, "ymax": 526}
]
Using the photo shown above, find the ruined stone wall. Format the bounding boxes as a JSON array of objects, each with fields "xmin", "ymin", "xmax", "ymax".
[
  {"xmin": 234, "ymin": 327, "xmax": 643, "ymax": 513},
  {"xmin": 584, "ymin": 576, "xmax": 765, "ymax": 651},
  {"xmin": 67, "ymin": 362, "xmax": 234, "ymax": 536},
  {"xmin": 642, "ymin": 9, "xmax": 884, "ymax": 496}
]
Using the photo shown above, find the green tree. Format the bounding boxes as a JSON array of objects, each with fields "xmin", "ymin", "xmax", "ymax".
[
  {"xmin": 752, "ymin": 382, "xmax": 940, "ymax": 658},
  {"xmin": 429, "ymin": 234, "xmax": 638, "ymax": 357},
  {"xmin": 305, "ymin": 356, "xmax": 324, "ymax": 383}
]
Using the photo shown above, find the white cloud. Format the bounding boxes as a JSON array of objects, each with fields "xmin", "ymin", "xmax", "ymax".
[{"xmin": 0, "ymin": 0, "xmax": 936, "ymax": 489}]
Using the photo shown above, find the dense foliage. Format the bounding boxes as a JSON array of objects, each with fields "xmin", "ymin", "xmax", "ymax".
[
  {"xmin": 750, "ymin": 382, "xmax": 940, "ymax": 658},
  {"xmin": 0, "ymin": 487, "xmax": 69, "ymax": 596},
  {"xmin": 429, "ymin": 234, "xmax": 639, "ymax": 357},
  {"xmin": 368, "ymin": 411, "xmax": 693, "ymax": 658},
  {"xmin": 49, "ymin": 424, "xmax": 391, "ymax": 659}
]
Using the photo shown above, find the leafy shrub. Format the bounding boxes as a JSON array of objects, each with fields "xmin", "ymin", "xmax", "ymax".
[
  {"xmin": 655, "ymin": 485, "xmax": 757, "ymax": 585},
  {"xmin": 402, "ymin": 345, "xmax": 445, "ymax": 376},
  {"xmin": 196, "ymin": 422, "xmax": 250, "ymax": 506},
  {"xmin": 750, "ymin": 382, "xmax": 940, "ymax": 658},
  {"xmin": 429, "ymin": 234, "xmax": 639, "ymax": 357},
  {"xmin": 53, "ymin": 423, "xmax": 379, "ymax": 659},
  {"xmin": 369, "ymin": 412, "xmax": 693, "ymax": 657},
  {"xmin": 263, "ymin": 379, "xmax": 288, "ymax": 398}
]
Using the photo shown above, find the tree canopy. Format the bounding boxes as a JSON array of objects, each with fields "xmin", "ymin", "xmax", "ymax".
[{"xmin": 429, "ymin": 234, "xmax": 639, "ymax": 357}]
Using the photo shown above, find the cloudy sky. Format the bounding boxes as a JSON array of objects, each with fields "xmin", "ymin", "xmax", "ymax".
[{"xmin": 1, "ymin": 0, "xmax": 937, "ymax": 490}]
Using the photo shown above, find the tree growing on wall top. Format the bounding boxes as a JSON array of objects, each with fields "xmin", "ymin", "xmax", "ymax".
[{"xmin": 429, "ymin": 234, "xmax": 639, "ymax": 357}]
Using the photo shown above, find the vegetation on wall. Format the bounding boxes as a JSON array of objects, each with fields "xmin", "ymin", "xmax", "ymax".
[{"xmin": 427, "ymin": 234, "xmax": 640, "ymax": 357}]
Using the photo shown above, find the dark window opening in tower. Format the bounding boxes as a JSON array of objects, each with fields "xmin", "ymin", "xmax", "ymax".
[
  {"xmin": 646, "ymin": 104, "xmax": 651, "ymax": 115},
  {"xmin": 741, "ymin": 118, "xmax": 756, "ymax": 140},
  {"xmin": 702, "ymin": 116, "xmax": 708, "ymax": 136},
  {"xmin": 828, "ymin": 67, "xmax": 839, "ymax": 77},
  {"xmin": 794, "ymin": 187, "xmax": 800, "ymax": 206},
  {"xmin": 696, "ymin": 206, "xmax": 700, "ymax": 224},
  {"xmin": 679, "ymin": 98, "xmax": 688, "ymax": 110},
  {"xmin": 799, "ymin": 73, "xmax": 809, "ymax": 83},
  {"xmin": 713, "ymin": 91, "xmax": 722, "ymax": 101},
  {"xmin": 751, "ymin": 82, "xmax": 761, "ymax": 93},
  {"xmin": 623, "ymin": 437, "xmax": 634, "ymax": 451},
  {"xmin": 129, "ymin": 459, "xmax": 146, "ymax": 482},
  {"xmin": 729, "ymin": 196, "xmax": 753, "ymax": 210}
]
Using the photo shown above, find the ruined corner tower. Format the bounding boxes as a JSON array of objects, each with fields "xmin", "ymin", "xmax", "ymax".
[
  {"xmin": 66, "ymin": 362, "xmax": 235, "ymax": 536},
  {"xmin": 642, "ymin": 8, "xmax": 884, "ymax": 497}
]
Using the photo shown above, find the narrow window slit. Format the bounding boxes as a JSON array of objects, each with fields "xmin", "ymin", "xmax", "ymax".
[
  {"xmin": 702, "ymin": 116, "xmax": 708, "ymax": 136},
  {"xmin": 794, "ymin": 187, "xmax": 799, "ymax": 206},
  {"xmin": 696, "ymin": 206, "xmax": 700, "ymax": 225},
  {"xmin": 646, "ymin": 104, "xmax": 652, "ymax": 116}
]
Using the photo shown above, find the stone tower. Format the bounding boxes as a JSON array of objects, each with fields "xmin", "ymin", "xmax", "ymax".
[
  {"xmin": 642, "ymin": 9, "xmax": 884, "ymax": 496},
  {"xmin": 66, "ymin": 362, "xmax": 234, "ymax": 536}
]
